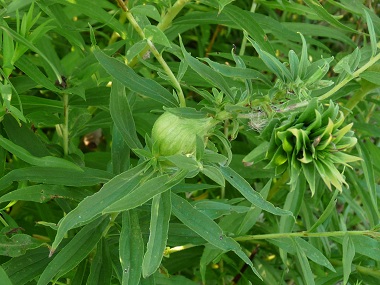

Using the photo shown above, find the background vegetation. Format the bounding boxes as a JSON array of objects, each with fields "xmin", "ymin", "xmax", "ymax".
[{"xmin": 0, "ymin": 0, "xmax": 379, "ymax": 284}]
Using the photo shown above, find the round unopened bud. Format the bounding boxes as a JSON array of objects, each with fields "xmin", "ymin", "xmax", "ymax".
[{"xmin": 151, "ymin": 111, "xmax": 215, "ymax": 156}]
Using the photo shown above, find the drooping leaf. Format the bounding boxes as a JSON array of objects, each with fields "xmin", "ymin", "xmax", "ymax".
[{"xmin": 222, "ymin": 5, "xmax": 273, "ymax": 54}]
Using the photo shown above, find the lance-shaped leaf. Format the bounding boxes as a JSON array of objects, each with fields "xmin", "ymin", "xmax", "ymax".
[
  {"xmin": 120, "ymin": 210, "xmax": 144, "ymax": 285},
  {"xmin": 50, "ymin": 162, "xmax": 150, "ymax": 254},
  {"xmin": 93, "ymin": 46, "xmax": 178, "ymax": 107},
  {"xmin": 103, "ymin": 170, "xmax": 188, "ymax": 213},
  {"xmin": 171, "ymin": 193, "xmax": 261, "ymax": 279},
  {"xmin": 220, "ymin": 166, "xmax": 292, "ymax": 217},
  {"xmin": 38, "ymin": 217, "xmax": 109, "ymax": 285},
  {"xmin": 110, "ymin": 80, "xmax": 143, "ymax": 149},
  {"xmin": 142, "ymin": 190, "xmax": 171, "ymax": 278},
  {"xmin": 180, "ymin": 37, "xmax": 235, "ymax": 101},
  {"xmin": 0, "ymin": 135, "xmax": 82, "ymax": 171},
  {"xmin": 0, "ymin": 167, "xmax": 113, "ymax": 193}
]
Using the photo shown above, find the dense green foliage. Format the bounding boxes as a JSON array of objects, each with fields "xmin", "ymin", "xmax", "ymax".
[{"xmin": 0, "ymin": 0, "xmax": 380, "ymax": 284}]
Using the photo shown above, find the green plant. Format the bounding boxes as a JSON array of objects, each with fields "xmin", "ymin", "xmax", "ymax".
[{"xmin": 0, "ymin": 0, "xmax": 379, "ymax": 284}]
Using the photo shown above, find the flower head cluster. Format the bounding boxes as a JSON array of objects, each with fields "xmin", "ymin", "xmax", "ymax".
[{"xmin": 265, "ymin": 99, "xmax": 360, "ymax": 194}]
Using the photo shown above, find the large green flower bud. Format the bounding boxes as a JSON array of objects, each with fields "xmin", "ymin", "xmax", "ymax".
[
  {"xmin": 265, "ymin": 99, "xmax": 361, "ymax": 194},
  {"xmin": 151, "ymin": 110, "xmax": 215, "ymax": 156}
]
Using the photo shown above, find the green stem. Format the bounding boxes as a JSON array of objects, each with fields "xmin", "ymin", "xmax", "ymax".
[
  {"xmin": 62, "ymin": 93, "xmax": 69, "ymax": 156},
  {"xmin": 319, "ymin": 50, "xmax": 380, "ymax": 101},
  {"xmin": 157, "ymin": 0, "xmax": 191, "ymax": 31},
  {"xmin": 146, "ymin": 39, "xmax": 186, "ymax": 107},
  {"xmin": 239, "ymin": 1, "xmax": 257, "ymax": 56},
  {"xmin": 109, "ymin": 10, "xmax": 127, "ymax": 45},
  {"xmin": 164, "ymin": 244, "xmax": 197, "ymax": 255},
  {"xmin": 0, "ymin": 214, "xmax": 9, "ymax": 227},
  {"xmin": 234, "ymin": 230, "xmax": 379, "ymax": 242},
  {"xmin": 116, "ymin": 0, "xmax": 186, "ymax": 107},
  {"xmin": 102, "ymin": 213, "xmax": 119, "ymax": 237}
]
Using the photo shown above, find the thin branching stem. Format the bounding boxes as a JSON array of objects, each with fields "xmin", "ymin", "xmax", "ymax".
[
  {"xmin": 115, "ymin": 0, "xmax": 186, "ymax": 107},
  {"xmin": 146, "ymin": 39, "xmax": 186, "ymax": 107},
  {"xmin": 319, "ymin": 47, "xmax": 380, "ymax": 101}
]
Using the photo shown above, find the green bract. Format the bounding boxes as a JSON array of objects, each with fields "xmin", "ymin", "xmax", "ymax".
[
  {"xmin": 151, "ymin": 111, "xmax": 215, "ymax": 156},
  {"xmin": 265, "ymin": 99, "xmax": 361, "ymax": 195}
]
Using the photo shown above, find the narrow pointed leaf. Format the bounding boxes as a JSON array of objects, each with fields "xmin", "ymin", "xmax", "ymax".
[
  {"xmin": 342, "ymin": 235, "xmax": 355, "ymax": 285},
  {"xmin": 93, "ymin": 47, "xmax": 177, "ymax": 107},
  {"xmin": 295, "ymin": 237, "xmax": 335, "ymax": 272},
  {"xmin": 0, "ymin": 166, "xmax": 113, "ymax": 192},
  {"xmin": 180, "ymin": 38, "xmax": 234, "ymax": 100},
  {"xmin": 302, "ymin": 0, "xmax": 357, "ymax": 33},
  {"xmin": 171, "ymin": 193, "xmax": 261, "ymax": 279},
  {"xmin": 220, "ymin": 166, "xmax": 292, "ymax": 216},
  {"xmin": 0, "ymin": 24, "xmax": 62, "ymax": 83},
  {"xmin": 103, "ymin": 170, "xmax": 187, "ymax": 213},
  {"xmin": 38, "ymin": 217, "xmax": 108, "ymax": 285},
  {"xmin": 50, "ymin": 162, "xmax": 150, "ymax": 253},
  {"xmin": 142, "ymin": 191, "xmax": 171, "ymax": 278},
  {"xmin": 294, "ymin": 238, "xmax": 315, "ymax": 285},
  {"xmin": 364, "ymin": 10, "xmax": 377, "ymax": 57},
  {"xmin": 110, "ymin": 80, "xmax": 143, "ymax": 149},
  {"xmin": 248, "ymin": 38, "xmax": 292, "ymax": 82},
  {"xmin": 0, "ymin": 184, "xmax": 85, "ymax": 204},
  {"xmin": 309, "ymin": 190, "xmax": 339, "ymax": 232},
  {"xmin": 0, "ymin": 135, "xmax": 82, "ymax": 171},
  {"xmin": 120, "ymin": 210, "xmax": 144, "ymax": 285}
]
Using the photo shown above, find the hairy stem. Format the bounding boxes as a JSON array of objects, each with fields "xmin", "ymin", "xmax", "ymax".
[
  {"xmin": 146, "ymin": 39, "xmax": 186, "ymax": 107},
  {"xmin": 234, "ymin": 230, "xmax": 380, "ymax": 242},
  {"xmin": 157, "ymin": 0, "xmax": 191, "ymax": 31},
  {"xmin": 116, "ymin": 0, "xmax": 186, "ymax": 107},
  {"xmin": 319, "ymin": 49, "xmax": 380, "ymax": 101}
]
